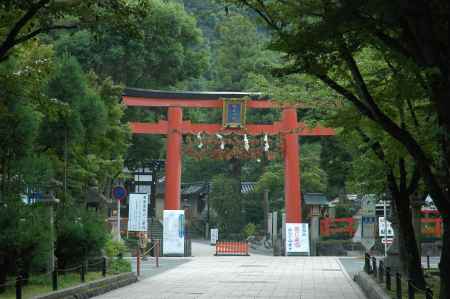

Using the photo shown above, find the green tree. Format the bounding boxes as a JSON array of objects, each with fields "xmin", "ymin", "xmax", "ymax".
[
  {"xmin": 54, "ymin": 0, "xmax": 208, "ymax": 89},
  {"xmin": 229, "ymin": 1, "xmax": 448, "ymax": 295},
  {"xmin": 210, "ymin": 174, "xmax": 244, "ymax": 238},
  {"xmin": 0, "ymin": 0, "xmax": 148, "ymax": 62}
]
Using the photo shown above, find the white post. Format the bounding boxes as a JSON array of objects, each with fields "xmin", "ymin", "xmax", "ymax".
[
  {"xmin": 117, "ymin": 199, "xmax": 122, "ymax": 241},
  {"xmin": 383, "ymin": 200, "xmax": 387, "ymax": 257}
]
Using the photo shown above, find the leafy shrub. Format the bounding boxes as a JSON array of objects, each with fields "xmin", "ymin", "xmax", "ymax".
[
  {"xmin": 105, "ymin": 237, "xmax": 128, "ymax": 258},
  {"xmin": 242, "ymin": 223, "xmax": 256, "ymax": 238},
  {"xmin": 108, "ymin": 258, "xmax": 131, "ymax": 274},
  {"xmin": 55, "ymin": 207, "xmax": 108, "ymax": 268}
]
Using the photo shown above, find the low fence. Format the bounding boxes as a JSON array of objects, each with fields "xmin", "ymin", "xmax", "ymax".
[
  {"xmin": 0, "ymin": 257, "xmax": 108, "ymax": 299},
  {"xmin": 320, "ymin": 217, "xmax": 443, "ymax": 239},
  {"xmin": 364, "ymin": 253, "xmax": 434, "ymax": 299},
  {"xmin": 421, "ymin": 218, "xmax": 443, "ymax": 239},
  {"xmin": 135, "ymin": 240, "xmax": 160, "ymax": 276},
  {"xmin": 320, "ymin": 217, "xmax": 355, "ymax": 238},
  {"xmin": 215, "ymin": 241, "xmax": 249, "ymax": 256}
]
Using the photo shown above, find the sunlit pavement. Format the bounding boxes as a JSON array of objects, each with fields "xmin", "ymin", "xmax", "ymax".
[{"xmin": 97, "ymin": 241, "xmax": 366, "ymax": 299}]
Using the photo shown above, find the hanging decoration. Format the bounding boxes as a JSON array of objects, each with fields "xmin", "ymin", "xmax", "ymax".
[
  {"xmin": 184, "ymin": 133, "xmax": 280, "ymax": 161},
  {"xmin": 263, "ymin": 134, "xmax": 269, "ymax": 152},
  {"xmin": 216, "ymin": 133, "xmax": 225, "ymax": 150},
  {"xmin": 243, "ymin": 134, "xmax": 250, "ymax": 151},
  {"xmin": 196, "ymin": 132, "xmax": 203, "ymax": 149}
]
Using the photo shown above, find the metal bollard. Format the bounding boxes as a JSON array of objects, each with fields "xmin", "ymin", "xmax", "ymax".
[
  {"xmin": 372, "ymin": 257, "xmax": 377, "ymax": 275},
  {"xmin": 426, "ymin": 255, "xmax": 430, "ymax": 270},
  {"xmin": 396, "ymin": 273, "xmax": 402, "ymax": 299},
  {"xmin": 364, "ymin": 253, "xmax": 370, "ymax": 273},
  {"xmin": 52, "ymin": 270, "xmax": 58, "ymax": 291},
  {"xmin": 15, "ymin": 275, "xmax": 22, "ymax": 299},
  {"xmin": 136, "ymin": 250, "xmax": 141, "ymax": 277},
  {"xmin": 385, "ymin": 267, "xmax": 391, "ymax": 290},
  {"xmin": 378, "ymin": 260, "xmax": 384, "ymax": 283},
  {"xmin": 102, "ymin": 257, "xmax": 107, "ymax": 277},
  {"xmin": 408, "ymin": 280, "xmax": 415, "ymax": 299},
  {"xmin": 156, "ymin": 240, "xmax": 160, "ymax": 268}
]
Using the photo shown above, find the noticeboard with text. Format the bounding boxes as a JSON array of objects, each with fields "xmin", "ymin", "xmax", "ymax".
[
  {"xmin": 222, "ymin": 99, "xmax": 246, "ymax": 128},
  {"xmin": 127, "ymin": 193, "xmax": 149, "ymax": 232},
  {"xmin": 286, "ymin": 223, "xmax": 310, "ymax": 255},
  {"xmin": 163, "ymin": 210, "xmax": 185, "ymax": 255},
  {"xmin": 210, "ymin": 228, "xmax": 219, "ymax": 245}
]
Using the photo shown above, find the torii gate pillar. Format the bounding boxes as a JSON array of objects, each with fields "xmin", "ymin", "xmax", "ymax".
[
  {"xmin": 165, "ymin": 107, "xmax": 182, "ymax": 210},
  {"xmin": 282, "ymin": 108, "xmax": 302, "ymax": 223}
]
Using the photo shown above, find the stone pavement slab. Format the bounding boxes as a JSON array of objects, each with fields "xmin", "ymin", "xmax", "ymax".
[{"xmin": 96, "ymin": 254, "xmax": 366, "ymax": 299}]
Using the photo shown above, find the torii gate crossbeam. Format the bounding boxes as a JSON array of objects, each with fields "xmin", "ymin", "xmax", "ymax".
[{"xmin": 123, "ymin": 88, "xmax": 335, "ymax": 224}]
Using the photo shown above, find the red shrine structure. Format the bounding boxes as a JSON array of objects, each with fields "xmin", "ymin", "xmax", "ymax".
[{"xmin": 123, "ymin": 88, "xmax": 335, "ymax": 225}]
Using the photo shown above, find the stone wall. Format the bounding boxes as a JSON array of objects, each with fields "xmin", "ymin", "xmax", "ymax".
[
  {"xmin": 354, "ymin": 271, "xmax": 390, "ymax": 299},
  {"xmin": 33, "ymin": 273, "xmax": 137, "ymax": 299}
]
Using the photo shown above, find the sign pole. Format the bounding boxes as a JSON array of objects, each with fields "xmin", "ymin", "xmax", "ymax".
[
  {"xmin": 117, "ymin": 199, "xmax": 121, "ymax": 241},
  {"xmin": 112, "ymin": 186, "xmax": 127, "ymax": 241},
  {"xmin": 384, "ymin": 200, "xmax": 387, "ymax": 257}
]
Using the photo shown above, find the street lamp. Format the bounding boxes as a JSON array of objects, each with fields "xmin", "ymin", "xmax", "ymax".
[{"xmin": 38, "ymin": 191, "xmax": 59, "ymax": 272}]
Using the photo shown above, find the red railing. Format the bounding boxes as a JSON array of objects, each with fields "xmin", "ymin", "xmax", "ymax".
[
  {"xmin": 421, "ymin": 218, "xmax": 443, "ymax": 238},
  {"xmin": 215, "ymin": 241, "xmax": 249, "ymax": 256},
  {"xmin": 320, "ymin": 217, "xmax": 355, "ymax": 237},
  {"xmin": 319, "ymin": 215, "xmax": 443, "ymax": 239}
]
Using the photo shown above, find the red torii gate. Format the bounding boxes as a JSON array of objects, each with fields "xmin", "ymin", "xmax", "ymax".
[{"xmin": 123, "ymin": 88, "xmax": 335, "ymax": 224}]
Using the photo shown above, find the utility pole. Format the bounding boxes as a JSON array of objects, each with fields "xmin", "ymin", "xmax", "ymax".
[
  {"xmin": 383, "ymin": 200, "xmax": 387, "ymax": 257},
  {"xmin": 264, "ymin": 189, "xmax": 269, "ymax": 236}
]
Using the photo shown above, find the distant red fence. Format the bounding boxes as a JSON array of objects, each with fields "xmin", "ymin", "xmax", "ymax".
[
  {"xmin": 215, "ymin": 241, "xmax": 249, "ymax": 256},
  {"xmin": 320, "ymin": 217, "xmax": 355, "ymax": 237},
  {"xmin": 421, "ymin": 218, "xmax": 443, "ymax": 238}
]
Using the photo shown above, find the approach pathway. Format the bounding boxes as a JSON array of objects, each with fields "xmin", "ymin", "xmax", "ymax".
[{"xmin": 98, "ymin": 242, "xmax": 366, "ymax": 299}]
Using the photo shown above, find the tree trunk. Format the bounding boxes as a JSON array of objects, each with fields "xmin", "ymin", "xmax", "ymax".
[
  {"xmin": 389, "ymin": 199, "xmax": 408, "ymax": 274},
  {"xmin": 0, "ymin": 254, "xmax": 6, "ymax": 293},
  {"xmin": 394, "ymin": 193, "xmax": 426, "ymax": 289},
  {"xmin": 439, "ymin": 217, "xmax": 449, "ymax": 299}
]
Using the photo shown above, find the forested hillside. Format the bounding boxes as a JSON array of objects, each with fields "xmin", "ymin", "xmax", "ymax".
[{"xmin": 0, "ymin": 1, "xmax": 353, "ymax": 274}]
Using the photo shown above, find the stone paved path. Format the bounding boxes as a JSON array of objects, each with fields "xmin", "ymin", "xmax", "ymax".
[{"xmin": 97, "ymin": 242, "xmax": 366, "ymax": 299}]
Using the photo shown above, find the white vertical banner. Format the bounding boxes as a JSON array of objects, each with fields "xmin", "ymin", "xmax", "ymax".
[
  {"xmin": 163, "ymin": 210, "xmax": 185, "ymax": 255},
  {"xmin": 286, "ymin": 223, "xmax": 310, "ymax": 255},
  {"xmin": 210, "ymin": 228, "xmax": 218, "ymax": 245},
  {"xmin": 128, "ymin": 193, "xmax": 149, "ymax": 232}
]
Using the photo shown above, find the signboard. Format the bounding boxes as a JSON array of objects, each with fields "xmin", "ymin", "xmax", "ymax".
[
  {"xmin": 286, "ymin": 223, "xmax": 310, "ymax": 255},
  {"xmin": 163, "ymin": 210, "xmax": 185, "ymax": 255},
  {"xmin": 135, "ymin": 184, "xmax": 151, "ymax": 194},
  {"xmin": 127, "ymin": 193, "xmax": 149, "ymax": 232},
  {"xmin": 112, "ymin": 186, "xmax": 127, "ymax": 201},
  {"xmin": 361, "ymin": 195, "xmax": 376, "ymax": 215},
  {"xmin": 361, "ymin": 215, "xmax": 377, "ymax": 240},
  {"xmin": 378, "ymin": 217, "xmax": 394, "ymax": 237},
  {"xmin": 210, "ymin": 228, "xmax": 219, "ymax": 245},
  {"xmin": 222, "ymin": 99, "xmax": 246, "ymax": 128},
  {"xmin": 381, "ymin": 238, "xmax": 394, "ymax": 244}
]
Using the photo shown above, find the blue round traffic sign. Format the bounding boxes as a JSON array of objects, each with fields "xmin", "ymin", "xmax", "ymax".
[{"xmin": 112, "ymin": 186, "xmax": 127, "ymax": 201}]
